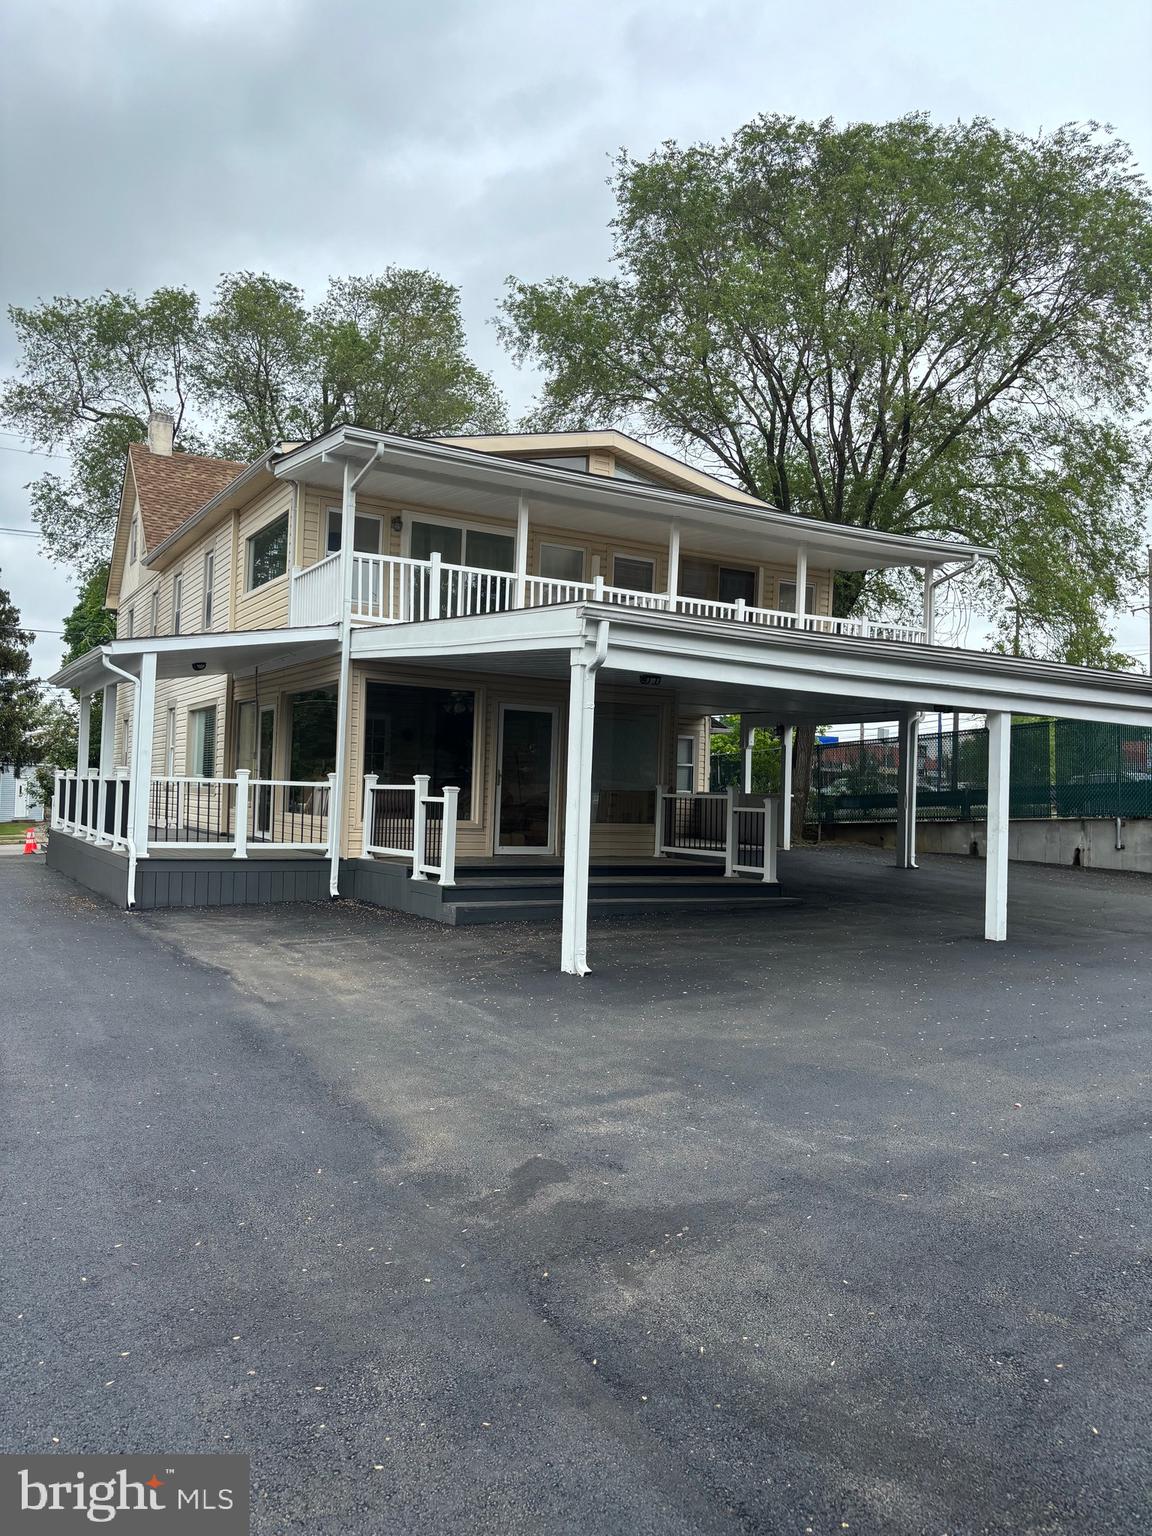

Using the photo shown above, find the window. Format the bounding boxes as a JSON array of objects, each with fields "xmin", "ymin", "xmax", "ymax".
[
  {"xmin": 172, "ymin": 573, "xmax": 183, "ymax": 636},
  {"xmin": 679, "ymin": 558, "xmax": 757, "ymax": 606},
  {"xmin": 203, "ymin": 550, "xmax": 215, "ymax": 628},
  {"xmin": 612, "ymin": 460, "xmax": 671, "ymax": 486},
  {"xmin": 187, "ymin": 706, "xmax": 217, "ymax": 778},
  {"xmin": 778, "ymin": 580, "xmax": 816, "ymax": 615},
  {"xmin": 129, "ymin": 519, "xmax": 138, "ymax": 564},
  {"xmin": 288, "ymin": 689, "xmax": 338, "ymax": 783},
  {"xmin": 325, "ymin": 509, "xmax": 384, "ymax": 555},
  {"xmin": 592, "ymin": 706, "xmax": 660, "ymax": 822},
  {"xmin": 363, "ymin": 682, "xmax": 476, "ymax": 818},
  {"xmin": 246, "ymin": 514, "xmax": 289, "ymax": 591},
  {"xmin": 124, "ymin": 607, "xmax": 134, "ymax": 640},
  {"xmin": 527, "ymin": 454, "xmax": 588, "ymax": 473},
  {"xmin": 539, "ymin": 543, "xmax": 585, "ymax": 583},
  {"xmin": 409, "ymin": 519, "xmax": 514, "ymax": 572},
  {"xmin": 612, "ymin": 555, "xmax": 656, "ymax": 593},
  {"xmin": 675, "ymin": 734, "xmax": 697, "ymax": 793},
  {"xmin": 149, "ymin": 588, "xmax": 159, "ymax": 636}
]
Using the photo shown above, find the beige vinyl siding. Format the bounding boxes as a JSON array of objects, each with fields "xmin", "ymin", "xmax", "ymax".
[{"xmin": 233, "ymin": 485, "xmax": 293, "ymax": 630}]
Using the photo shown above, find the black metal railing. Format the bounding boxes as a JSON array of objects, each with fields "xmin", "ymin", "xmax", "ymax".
[
  {"xmin": 663, "ymin": 792, "xmax": 727, "ymax": 851},
  {"xmin": 148, "ymin": 779, "xmax": 235, "ymax": 844},
  {"xmin": 368, "ymin": 786, "xmax": 417, "ymax": 854}
]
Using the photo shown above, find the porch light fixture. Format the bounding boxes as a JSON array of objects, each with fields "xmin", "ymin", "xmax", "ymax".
[
  {"xmin": 639, "ymin": 674, "xmax": 662, "ymax": 686},
  {"xmin": 391, "ymin": 516, "xmax": 403, "ymax": 533},
  {"xmin": 191, "ymin": 661, "xmax": 207, "ymax": 672}
]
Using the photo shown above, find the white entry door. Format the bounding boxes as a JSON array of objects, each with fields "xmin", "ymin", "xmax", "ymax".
[{"xmin": 496, "ymin": 704, "xmax": 558, "ymax": 855}]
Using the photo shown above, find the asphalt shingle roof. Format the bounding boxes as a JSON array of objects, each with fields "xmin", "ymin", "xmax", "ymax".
[{"xmin": 127, "ymin": 442, "xmax": 247, "ymax": 551}]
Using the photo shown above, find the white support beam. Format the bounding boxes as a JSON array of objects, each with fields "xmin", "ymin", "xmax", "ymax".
[
  {"xmin": 99, "ymin": 685, "xmax": 118, "ymax": 775},
  {"xmin": 129, "ymin": 651, "xmax": 157, "ymax": 859},
  {"xmin": 794, "ymin": 546, "xmax": 809, "ymax": 622},
  {"xmin": 741, "ymin": 717, "xmax": 755, "ymax": 795},
  {"xmin": 560, "ymin": 628, "xmax": 606, "ymax": 975},
  {"xmin": 328, "ymin": 459, "xmax": 356, "ymax": 898},
  {"xmin": 922, "ymin": 566, "xmax": 937, "ymax": 643},
  {"xmin": 666, "ymin": 522, "xmax": 681, "ymax": 607},
  {"xmin": 514, "ymin": 495, "xmax": 529, "ymax": 607},
  {"xmin": 560, "ymin": 655, "xmax": 595, "ymax": 974},
  {"xmin": 779, "ymin": 724, "xmax": 795, "ymax": 849},
  {"xmin": 985, "ymin": 711, "xmax": 1011, "ymax": 941},
  {"xmin": 75, "ymin": 693, "xmax": 92, "ymax": 776},
  {"xmin": 895, "ymin": 713, "xmax": 919, "ymax": 868}
]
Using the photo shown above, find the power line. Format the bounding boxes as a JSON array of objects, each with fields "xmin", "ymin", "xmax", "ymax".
[
  {"xmin": 0, "ymin": 528, "xmax": 42, "ymax": 537},
  {"xmin": 0, "ymin": 443, "xmax": 67, "ymax": 460}
]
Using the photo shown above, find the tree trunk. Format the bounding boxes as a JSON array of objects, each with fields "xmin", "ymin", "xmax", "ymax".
[{"xmin": 791, "ymin": 727, "xmax": 817, "ymax": 842}]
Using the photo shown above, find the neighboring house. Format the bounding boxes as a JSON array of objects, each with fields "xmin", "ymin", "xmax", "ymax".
[
  {"xmin": 50, "ymin": 411, "xmax": 1152, "ymax": 973},
  {"xmin": 0, "ymin": 765, "xmax": 43, "ymax": 822}
]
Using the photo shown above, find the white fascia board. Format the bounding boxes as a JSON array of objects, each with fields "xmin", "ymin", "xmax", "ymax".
[
  {"xmin": 350, "ymin": 605, "xmax": 587, "ymax": 662},
  {"xmin": 272, "ymin": 427, "xmax": 987, "ymax": 570}
]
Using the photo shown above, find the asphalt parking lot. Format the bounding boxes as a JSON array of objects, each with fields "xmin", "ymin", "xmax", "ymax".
[{"xmin": 4, "ymin": 846, "xmax": 1150, "ymax": 1534}]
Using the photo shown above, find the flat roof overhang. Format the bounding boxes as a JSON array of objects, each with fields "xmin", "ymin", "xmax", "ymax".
[
  {"xmin": 272, "ymin": 428, "xmax": 987, "ymax": 575},
  {"xmin": 351, "ymin": 604, "xmax": 1152, "ymax": 729},
  {"xmin": 50, "ymin": 625, "xmax": 341, "ymax": 694}
]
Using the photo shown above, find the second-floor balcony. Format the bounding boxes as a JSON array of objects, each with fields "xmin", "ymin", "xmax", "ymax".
[{"xmin": 289, "ymin": 550, "xmax": 930, "ymax": 646}]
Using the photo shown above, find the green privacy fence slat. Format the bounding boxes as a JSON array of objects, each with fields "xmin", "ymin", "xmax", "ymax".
[{"xmin": 798, "ymin": 719, "xmax": 1152, "ymax": 824}]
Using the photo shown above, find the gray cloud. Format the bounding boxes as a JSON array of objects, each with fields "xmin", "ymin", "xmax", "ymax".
[{"xmin": 1, "ymin": 0, "xmax": 1149, "ymax": 678}]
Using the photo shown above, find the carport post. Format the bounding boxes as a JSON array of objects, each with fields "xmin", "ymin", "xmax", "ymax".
[
  {"xmin": 75, "ymin": 692, "xmax": 92, "ymax": 777},
  {"xmin": 985, "ymin": 711, "xmax": 1011, "ymax": 940},
  {"xmin": 779, "ymin": 725, "xmax": 794, "ymax": 849},
  {"xmin": 741, "ymin": 718, "xmax": 755, "ymax": 794},
  {"xmin": 561, "ymin": 623, "xmax": 607, "ymax": 976},
  {"xmin": 99, "ymin": 685, "xmax": 118, "ymax": 775},
  {"xmin": 895, "ymin": 713, "xmax": 919, "ymax": 868},
  {"xmin": 129, "ymin": 651, "xmax": 157, "ymax": 859}
]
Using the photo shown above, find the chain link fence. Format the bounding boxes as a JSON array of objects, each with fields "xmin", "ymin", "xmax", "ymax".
[{"xmin": 805, "ymin": 720, "xmax": 1152, "ymax": 825}]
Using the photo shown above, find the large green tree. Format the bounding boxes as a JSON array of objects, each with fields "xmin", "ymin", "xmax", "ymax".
[
  {"xmin": 2, "ymin": 270, "xmax": 507, "ymax": 570},
  {"xmin": 0, "ymin": 577, "xmax": 38, "ymax": 769},
  {"xmin": 501, "ymin": 115, "xmax": 1152, "ymax": 665},
  {"xmin": 62, "ymin": 564, "xmax": 116, "ymax": 663}
]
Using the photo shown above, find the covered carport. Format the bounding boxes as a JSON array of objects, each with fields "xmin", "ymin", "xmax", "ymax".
[{"xmin": 352, "ymin": 602, "xmax": 1152, "ymax": 974}]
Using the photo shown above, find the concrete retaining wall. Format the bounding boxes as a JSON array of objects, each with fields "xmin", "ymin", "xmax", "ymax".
[{"xmin": 822, "ymin": 816, "xmax": 1152, "ymax": 874}]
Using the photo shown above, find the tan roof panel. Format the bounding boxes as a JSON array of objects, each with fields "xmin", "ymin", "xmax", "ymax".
[{"xmin": 127, "ymin": 442, "xmax": 247, "ymax": 551}]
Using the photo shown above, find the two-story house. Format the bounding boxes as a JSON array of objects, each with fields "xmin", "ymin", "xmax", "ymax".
[{"xmin": 50, "ymin": 413, "xmax": 1152, "ymax": 973}]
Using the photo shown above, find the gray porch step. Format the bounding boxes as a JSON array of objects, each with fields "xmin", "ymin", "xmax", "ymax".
[
  {"xmin": 442, "ymin": 893, "xmax": 799, "ymax": 926},
  {"xmin": 446, "ymin": 874, "xmax": 782, "ymax": 904}
]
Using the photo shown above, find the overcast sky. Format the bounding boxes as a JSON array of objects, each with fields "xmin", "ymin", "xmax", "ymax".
[{"xmin": 1, "ymin": 0, "xmax": 1150, "ymax": 681}]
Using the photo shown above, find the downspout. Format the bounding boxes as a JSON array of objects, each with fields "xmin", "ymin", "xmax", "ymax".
[
  {"xmin": 101, "ymin": 653, "xmax": 143, "ymax": 909},
  {"xmin": 328, "ymin": 446, "xmax": 385, "ymax": 898},
  {"xmin": 589, "ymin": 617, "xmax": 609, "ymax": 675}
]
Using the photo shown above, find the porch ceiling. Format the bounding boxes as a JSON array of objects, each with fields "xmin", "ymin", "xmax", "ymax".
[
  {"xmin": 51, "ymin": 625, "xmax": 341, "ymax": 693},
  {"xmin": 350, "ymin": 603, "xmax": 1152, "ymax": 729},
  {"xmin": 272, "ymin": 428, "xmax": 985, "ymax": 574}
]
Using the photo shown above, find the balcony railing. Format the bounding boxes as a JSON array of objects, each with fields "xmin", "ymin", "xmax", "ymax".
[{"xmin": 289, "ymin": 551, "xmax": 928, "ymax": 644}]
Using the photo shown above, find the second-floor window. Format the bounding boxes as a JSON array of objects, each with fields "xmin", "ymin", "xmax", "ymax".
[
  {"xmin": 539, "ymin": 544, "xmax": 584, "ymax": 583},
  {"xmin": 778, "ymin": 580, "xmax": 815, "ymax": 615},
  {"xmin": 203, "ymin": 550, "xmax": 215, "ymax": 628},
  {"xmin": 679, "ymin": 558, "xmax": 757, "ymax": 606},
  {"xmin": 326, "ymin": 509, "xmax": 383, "ymax": 555},
  {"xmin": 149, "ymin": 588, "xmax": 159, "ymax": 636},
  {"xmin": 172, "ymin": 573, "xmax": 183, "ymax": 635},
  {"xmin": 124, "ymin": 606, "xmax": 134, "ymax": 640},
  {"xmin": 247, "ymin": 514, "xmax": 289, "ymax": 591},
  {"xmin": 612, "ymin": 555, "xmax": 655, "ymax": 594},
  {"xmin": 129, "ymin": 519, "xmax": 138, "ymax": 564}
]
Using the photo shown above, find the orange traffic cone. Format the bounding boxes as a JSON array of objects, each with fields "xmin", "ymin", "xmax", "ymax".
[{"xmin": 23, "ymin": 828, "xmax": 38, "ymax": 855}]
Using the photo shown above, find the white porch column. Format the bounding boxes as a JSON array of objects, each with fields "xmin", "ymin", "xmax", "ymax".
[
  {"xmin": 99, "ymin": 685, "xmax": 118, "ymax": 775},
  {"xmin": 985, "ymin": 711, "xmax": 1011, "ymax": 941},
  {"xmin": 76, "ymin": 692, "xmax": 92, "ymax": 776},
  {"xmin": 794, "ymin": 547, "xmax": 808, "ymax": 624},
  {"xmin": 560, "ymin": 634, "xmax": 603, "ymax": 976},
  {"xmin": 741, "ymin": 718, "xmax": 755, "ymax": 795},
  {"xmin": 921, "ymin": 566, "xmax": 937, "ymax": 643},
  {"xmin": 129, "ymin": 652, "xmax": 157, "ymax": 858},
  {"xmin": 328, "ymin": 458, "xmax": 357, "ymax": 898},
  {"xmin": 666, "ymin": 522, "xmax": 681, "ymax": 610},
  {"xmin": 514, "ymin": 495, "xmax": 529, "ymax": 607},
  {"xmin": 779, "ymin": 724, "xmax": 795, "ymax": 849},
  {"xmin": 895, "ymin": 713, "xmax": 919, "ymax": 869}
]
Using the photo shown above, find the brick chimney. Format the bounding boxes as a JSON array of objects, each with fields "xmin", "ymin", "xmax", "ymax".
[{"xmin": 147, "ymin": 408, "xmax": 174, "ymax": 456}]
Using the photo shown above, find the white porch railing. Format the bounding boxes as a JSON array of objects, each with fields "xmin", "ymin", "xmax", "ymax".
[
  {"xmin": 654, "ymin": 785, "xmax": 780, "ymax": 882},
  {"xmin": 53, "ymin": 768, "xmax": 131, "ymax": 850},
  {"xmin": 361, "ymin": 772, "xmax": 459, "ymax": 886},
  {"xmin": 290, "ymin": 552, "xmax": 928, "ymax": 644},
  {"xmin": 146, "ymin": 772, "xmax": 335, "ymax": 856}
]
